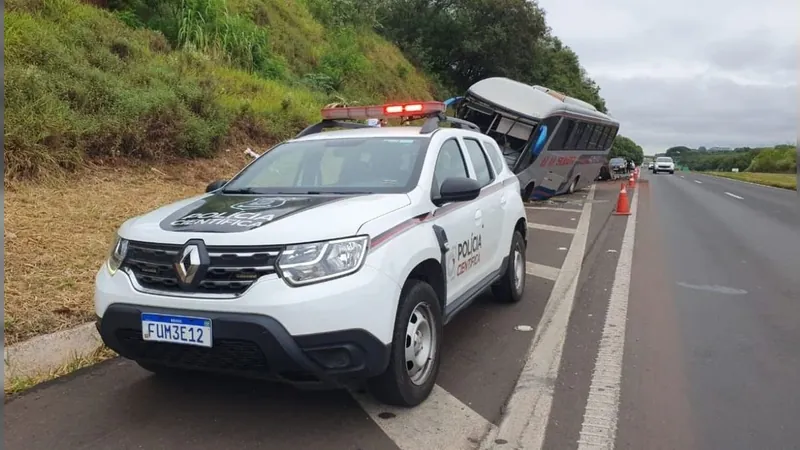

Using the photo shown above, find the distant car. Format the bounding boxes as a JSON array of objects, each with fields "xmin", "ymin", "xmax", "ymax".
[
  {"xmin": 647, "ymin": 162, "xmax": 654, "ymax": 170},
  {"xmin": 652, "ymin": 156, "xmax": 675, "ymax": 174}
]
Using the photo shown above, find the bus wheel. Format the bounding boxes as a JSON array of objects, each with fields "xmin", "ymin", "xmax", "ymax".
[
  {"xmin": 567, "ymin": 178, "xmax": 578, "ymax": 194},
  {"xmin": 522, "ymin": 183, "xmax": 535, "ymax": 202}
]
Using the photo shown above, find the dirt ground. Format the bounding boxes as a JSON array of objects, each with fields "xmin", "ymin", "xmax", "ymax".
[{"xmin": 3, "ymin": 149, "xmax": 255, "ymax": 345}]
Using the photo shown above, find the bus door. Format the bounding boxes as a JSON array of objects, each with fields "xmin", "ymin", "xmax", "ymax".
[{"xmin": 534, "ymin": 116, "xmax": 568, "ymax": 195}]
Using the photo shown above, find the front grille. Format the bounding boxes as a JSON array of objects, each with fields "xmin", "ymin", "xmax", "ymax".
[
  {"xmin": 122, "ymin": 241, "xmax": 282, "ymax": 295},
  {"xmin": 116, "ymin": 329, "xmax": 270, "ymax": 373}
]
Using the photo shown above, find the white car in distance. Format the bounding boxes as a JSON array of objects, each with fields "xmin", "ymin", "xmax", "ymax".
[
  {"xmin": 94, "ymin": 101, "xmax": 529, "ymax": 407},
  {"xmin": 652, "ymin": 156, "xmax": 675, "ymax": 174}
]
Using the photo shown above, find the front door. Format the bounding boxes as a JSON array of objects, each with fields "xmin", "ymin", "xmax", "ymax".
[{"xmin": 429, "ymin": 138, "xmax": 483, "ymax": 306}]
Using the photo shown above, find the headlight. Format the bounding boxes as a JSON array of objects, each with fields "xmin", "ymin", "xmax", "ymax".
[
  {"xmin": 277, "ymin": 236, "xmax": 369, "ymax": 286},
  {"xmin": 106, "ymin": 235, "xmax": 129, "ymax": 275}
]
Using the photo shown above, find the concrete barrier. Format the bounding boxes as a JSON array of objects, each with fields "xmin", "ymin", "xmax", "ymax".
[{"xmin": 4, "ymin": 322, "xmax": 102, "ymax": 384}]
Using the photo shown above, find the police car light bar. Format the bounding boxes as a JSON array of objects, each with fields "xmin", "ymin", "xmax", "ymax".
[{"xmin": 320, "ymin": 102, "xmax": 446, "ymax": 121}]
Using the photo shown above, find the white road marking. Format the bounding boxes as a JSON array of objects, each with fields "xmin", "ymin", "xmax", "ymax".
[
  {"xmin": 354, "ymin": 385, "xmax": 494, "ymax": 450},
  {"xmin": 680, "ymin": 176, "xmax": 685, "ymax": 179},
  {"xmin": 694, "ymin": 180, "xmax": 702, "ymax": 184},
  {"xmin": 526, "ymin": 262, "xmax": 560, "ymax": 281},
  {"xmin": 528, "ymin": 223, "xmax": 576, "ymax": 235},
  {"xmin": 725, "ymin": 192, "xmax": 744, "ymax": 200},
  {"xmin": 526, "ymin": 206, "xmax": 582, "ymax": 213},
  {"xmin": 480, "ymin": 184, "xmax": 596, "ymax": 450},
  {"xmin": 576, "ymin": 185, "xmax": 639, "ymax": 450}
]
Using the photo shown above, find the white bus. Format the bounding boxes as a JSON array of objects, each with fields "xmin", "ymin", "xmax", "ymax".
[{"xmin": 447, "ymin": 77, "xmax": 620, "ymax": 200}]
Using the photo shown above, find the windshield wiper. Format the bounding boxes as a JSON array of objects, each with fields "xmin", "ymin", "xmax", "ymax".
[
  {"xmin": 304, "ymin": 190, "xmax": 373, "ymax": 195},
  {"xmin": 221, "ymin": 187, "xmax": 261, "ymax": 194}
]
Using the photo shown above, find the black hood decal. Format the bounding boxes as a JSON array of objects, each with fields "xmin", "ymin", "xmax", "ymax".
[{"xmin": 159, "ymin": 194, "xmax": 350, "ymax": 233}]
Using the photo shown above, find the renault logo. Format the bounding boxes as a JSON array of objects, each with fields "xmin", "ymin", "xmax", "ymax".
[{"xmin": 175, "ymin": 244, "xmax": 202, "ymax": 284}]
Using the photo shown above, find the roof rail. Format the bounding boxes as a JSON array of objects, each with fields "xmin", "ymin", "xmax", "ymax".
[
  {"xmin": 419, "ymin": 113, "xmax": 480, "ymax": 134},
  {"xmin": 294, "ymin": 112, "xmax": 481, "ymax": 139}
]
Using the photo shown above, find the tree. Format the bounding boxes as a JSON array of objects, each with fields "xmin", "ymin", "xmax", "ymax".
[
  {"xmin": 665, "ymin": 146, "xmax": 691, "ymax": 158},
  {"xmin": 609, "ymin": 136, "xmax": 644, "ymax": 165},
  {"xmin": 375, "ymin": 0, "xmax": 606, "ymax": 110}
]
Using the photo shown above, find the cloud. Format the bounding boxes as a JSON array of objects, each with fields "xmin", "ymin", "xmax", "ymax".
[{"xmin": 536, "ymin": 0, "xmax": 799, "ymax": 154}]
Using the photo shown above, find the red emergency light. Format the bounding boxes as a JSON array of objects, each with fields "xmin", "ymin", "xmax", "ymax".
[{"xmin": 320, "ymin": 102, "xmax": 445, "ymax": 121}]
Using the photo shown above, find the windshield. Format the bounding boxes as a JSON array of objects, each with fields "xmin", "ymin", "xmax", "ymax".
[
  {"xmin": 223, "ymin": 137, "xmax": 430, "ymax": 194},
  {"xmin": 656, "ymin": 157, "xmax": 673, "ymax": 163}
]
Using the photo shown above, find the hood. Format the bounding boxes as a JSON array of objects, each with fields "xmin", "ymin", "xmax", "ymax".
[{"xmin": 119, "ymin": 192, "xmax": 411, "ymax": 245}]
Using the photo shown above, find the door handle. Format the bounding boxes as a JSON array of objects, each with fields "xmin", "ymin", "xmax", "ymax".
[
  {"xmin": 474, "ymin": 209, "xmax": 483, "ymax": 226},
  {"xmin": 500, "ymin": 194, "xmax": 507, "ymax": 205}
]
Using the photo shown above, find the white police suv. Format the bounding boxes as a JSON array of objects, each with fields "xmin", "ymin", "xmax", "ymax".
[{"xmin": 95, "ymin": 101, "xmax": 528, "ymax": 407}]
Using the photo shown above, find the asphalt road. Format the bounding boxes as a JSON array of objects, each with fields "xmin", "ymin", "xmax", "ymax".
[
  {"xmin": 5, "ymin": 175, "xmax": 799, "ymax": 450},
  {"xmin": 615, "ymin": 171, "xmax": 800, "ymax": 450}
]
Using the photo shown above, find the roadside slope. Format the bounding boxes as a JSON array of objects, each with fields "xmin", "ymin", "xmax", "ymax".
[{"xmin": 3, "ymin": 0, "xmax": 436, "ymax": 344}]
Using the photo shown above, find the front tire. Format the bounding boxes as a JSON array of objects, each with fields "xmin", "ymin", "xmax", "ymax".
[
  {"xmin": 522, "ymin": 183, "xmax": 535, "ymax": 202},
  {"xmin": 492, "ymin": 231, "xmax": 526, "ymax": 303},
  {"xmin": 567, "ymin": 178, "xmax": 577, "ymax": 194},
  {"xmin": 669, "ymin": 171, "xmax": 674, "ymax": 174},
  {"xmin": 368, "ymin": 280, "xmax": 443, "ymax": 407}
]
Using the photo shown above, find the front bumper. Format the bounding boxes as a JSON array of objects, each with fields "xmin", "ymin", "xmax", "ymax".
[
  {"xmin": 94, "ymin": 261, "xmax": 402, "ymax": 387},
  {"xmin": 654, "ymin": 165, "xmax": 674, "ymax": 171},
  {"xmin": 97, "ymin": 303, "xmax": 390, "ymax": 387}
]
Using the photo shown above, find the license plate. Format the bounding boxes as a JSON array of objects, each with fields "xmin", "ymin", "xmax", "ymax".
[{"xmin": 141, "ymin": 313, "xmax": 213, "ymax": 348}]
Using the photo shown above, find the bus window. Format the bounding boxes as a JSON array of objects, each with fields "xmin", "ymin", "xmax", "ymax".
[
  {"xmin": 577, "ymin": 123, "xmax": 593, "ymax": 149},
  {"xmin": 566, "ymin": 122, "xmax": 586, "ymax": 149},
  {"xmin": 597, "ymin": 127, "xmax": 610, "ymax": 150},
  {"xmin": 589, "ymin": 125, "xmax": 602, "ymax": 149},
  {"xmin": 550, "ymin": 118, "xmax": 574, "ymax": 151},
  {"xmin": 606, "ymin": 127, "xmax": 619, "ymax": 149}
]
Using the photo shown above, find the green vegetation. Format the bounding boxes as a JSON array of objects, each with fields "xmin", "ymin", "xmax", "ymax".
[
  {"xmin": 376, "ymin": 0, "xmax": 607, "ymax": 112},
  {"xmin": 664, "ymin": 144, "xmax": 796, "ymax": 173},
  {"xmin": 3, "ymin": 0, "xmax": 434, "ymax": 182},
  {"xmin": 609, "ymin": 136, "xmax": 645, "ymax": 165},
  {"xmin": 705, "ymin": 172, "xmax": 796, "ymax": 190},
  {"xmin": 4, "ymin": 0, "xmax": 612, "ymax": 184}
]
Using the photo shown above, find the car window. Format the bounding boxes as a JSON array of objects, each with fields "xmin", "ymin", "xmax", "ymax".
[
  {"xmin": 433, "ymin": 139, "xmax": 469, "ymax": 194},
  {"xmin": 223, "ymin": 137, "xmax": 429, "ymax": 194},
  {"xmin": 656, "ymin": 157, "xmax": 673, "ymax": 163},
  {"xmin": 481, "ymin": 139, "xmax": 506, "ymax": 173},
  {"xmin": 462, "ymin": 138, "xmax": 494, "ymax": 187}
]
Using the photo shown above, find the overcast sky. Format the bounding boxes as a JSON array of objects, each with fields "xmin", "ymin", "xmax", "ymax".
[{"xmin": 537, "ymin": 0, "xmax": 798, "ymax": 155}]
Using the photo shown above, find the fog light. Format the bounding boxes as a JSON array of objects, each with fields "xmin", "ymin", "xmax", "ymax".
[{"xmin": 308, "ymin": 348, "xmax": 352, "ymax": 369}]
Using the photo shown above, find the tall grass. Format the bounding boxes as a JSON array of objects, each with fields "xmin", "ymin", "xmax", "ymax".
[{"xmin": 3, "ymin": 0, "xmax": 434, "ymax": 183}]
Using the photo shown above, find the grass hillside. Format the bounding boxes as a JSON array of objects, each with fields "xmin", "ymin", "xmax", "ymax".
[
  {"xmin": 3, "ymin": 0, "xmax": 437, "ymax": 345},
  {"xmin": 3, "ymin": 0, "xmax": 435, "ymax": 182}
]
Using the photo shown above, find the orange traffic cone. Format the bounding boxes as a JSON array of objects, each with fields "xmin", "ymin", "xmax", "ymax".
[
  {"xmin": 628, "ymin": 173, "xmax": 636, "ymax": 188},
  {"xmin": 614, "ymin": 183, "xmax": 631, "ymax": 215}
]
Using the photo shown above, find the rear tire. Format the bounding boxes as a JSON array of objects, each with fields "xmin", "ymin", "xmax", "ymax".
[
  {"xmin": 492, "ymin": 231, "xmax": 526, "ymax": 303},
  {"xmin": 368, "ymin": 280, "xmax": 443, "ymax": 407}
]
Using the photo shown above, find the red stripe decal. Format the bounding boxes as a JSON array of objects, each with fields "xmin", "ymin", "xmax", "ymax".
[{"xmin": 369, "ymin": 181, "xmax": 508, "ymax": 250}]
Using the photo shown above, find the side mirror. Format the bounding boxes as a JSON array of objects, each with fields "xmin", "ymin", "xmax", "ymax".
[
  {"xmin": 433, "ymin": 177, "xmax": 481, "ymax": 206},
  {"xmin": 205, "ymin": 180, "xmax": 228, "ymax": 193}
]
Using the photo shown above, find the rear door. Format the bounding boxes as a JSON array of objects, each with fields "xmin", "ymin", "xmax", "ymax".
[{"xmin": 460, "ymin": 136, "xmax": 504, "ymax": 275}]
